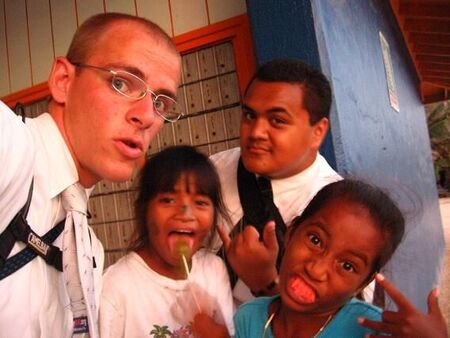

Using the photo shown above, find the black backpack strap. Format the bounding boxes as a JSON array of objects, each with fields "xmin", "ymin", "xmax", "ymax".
[
  {"xmin": 221, "ymin": 157, "xmax": 287, "ymax": 287},
  {"xmin": 0, "ymin": 180, "xmax": 64, "ymax": 280},
  {"xmin": 0, "ymin": 220, "xmax": 64, "ymax": 280},
  {"xmin": 235, "ymin": 158, "xmax": 286, "ymax": 269},
  {"xmin": 0, "ymin": 179, "xmax": 34, "ymax": 269}
]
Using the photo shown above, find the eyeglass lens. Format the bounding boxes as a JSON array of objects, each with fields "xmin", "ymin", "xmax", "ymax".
[{"xmin": 111, "ymin": 71, "xmax": 181, "ymax": 122}]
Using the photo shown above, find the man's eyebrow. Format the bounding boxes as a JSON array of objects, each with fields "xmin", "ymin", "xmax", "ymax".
[
  {"xmin": 107, "ymin": 63, "xmax": 177, "ymax": 99},
  {"xmin": 266, "ymin": 107, "xmax": 290, "ymax": 115},
  {"xmin": 241, "ymin": 103, "xmax": 253, "ymax": 111},
  {"xmin": 106, "ymin": 64, "xmax": 145, "ymax": 79},
  {"xmin": 241, "ymin": 103, "xmax": 290, "ymax": 115}
]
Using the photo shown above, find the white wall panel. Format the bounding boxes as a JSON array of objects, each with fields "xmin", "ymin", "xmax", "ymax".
[
  {"xmin": 136, "ymin": 0, "xmax": 171, "ymax": 36},
  {"xmin": 50, "ymin": 0, "xmax": 77, "ymax": 57},
  {"xmin": 105, "ymin": 0, "xmax": 135, "ymax": 15},
  {"xmin": 27, "ymin": 0, "xmax": 53, "ymax": 85},
  {"xmin": 77, "ymin": 0, "xmax": 104, "ymax": 25},
  {"xmin": 171, "ymin": 0, "xmax": 207, "ymax": 36},
  {"xmin": 5, "ymin": 0, "xmax": 31, "ymax": 92},
  {"xmin": 0, "ymin": 0, "xmax": 10, "ymax": 96},
  {"xmin": 207, "ymin": 0, "xmax": 246, "ymax": 24}
]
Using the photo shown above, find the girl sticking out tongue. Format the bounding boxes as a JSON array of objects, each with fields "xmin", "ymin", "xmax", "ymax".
[
  {"xmin": 234, "ymin": 179, "xmax": 406, "ymax": 338},
  {"xmin": 100, "ymin": 146, "xmax": 234, "ymax": 338}
]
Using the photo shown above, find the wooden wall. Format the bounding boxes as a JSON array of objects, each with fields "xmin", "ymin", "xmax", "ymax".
[{"xmin": 0, "ymin": 0, "xmax": 247, "ymax": 97}]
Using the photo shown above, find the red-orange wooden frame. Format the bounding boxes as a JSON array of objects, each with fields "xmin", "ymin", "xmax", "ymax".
[{"xmin": 1, "ymin": 14, "xmax": 256, "ymax": 109}]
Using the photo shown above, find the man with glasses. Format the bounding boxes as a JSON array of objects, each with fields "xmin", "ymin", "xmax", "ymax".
[{"xmin": 0, "ymin": 12, "xmax": 181, "ymax": 337}]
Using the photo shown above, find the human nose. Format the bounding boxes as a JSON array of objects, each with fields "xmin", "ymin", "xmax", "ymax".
[
  {"xmin": 178, "ymin": 200, "xmax": 195, "ymax": 219},
  {"xmin": 248, "ymin": 118, "xmax": 268, "ymax": 140},
  {"xmin": 305, "ymin": 256, "xmax": 329, "ymax": 282},
  {"xmin": 126, "ymin": 94, "xmax": 160, "ymax": 129}
]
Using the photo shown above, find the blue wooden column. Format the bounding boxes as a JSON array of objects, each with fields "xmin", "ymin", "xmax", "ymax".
[{"xmin": 246, "ymin": 0, "xmax": 445, "ymax": 311}]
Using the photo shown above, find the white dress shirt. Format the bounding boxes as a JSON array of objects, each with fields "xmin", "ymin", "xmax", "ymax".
[{"xmin": 0, "ymin": 103, "xmax": 104, "ymax": 338}]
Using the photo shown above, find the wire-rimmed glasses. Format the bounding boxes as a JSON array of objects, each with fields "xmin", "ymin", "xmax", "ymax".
[{"xmin": 72, "ymin": 63, "xmax": 183, "ymax": 122}]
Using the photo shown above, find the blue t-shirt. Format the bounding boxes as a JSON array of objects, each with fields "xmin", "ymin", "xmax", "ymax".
[{"xmin": 234, "ymin": 296, "xmax": 382, "ymax": 338}]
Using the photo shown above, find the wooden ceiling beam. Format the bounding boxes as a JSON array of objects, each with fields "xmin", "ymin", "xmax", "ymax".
[
  {"xmin": 416, "ymin": 55, "xmax": 450, "ymax": 64},
  {"xmin": 422, "ymin": 70, "xmax": 450, "ymax": 78},
  {"xmin": 423, "ymin": 78, "xmax": 450, "ymax": 88},
  {"xmin": 413, "ymin": 44, "xmax": 450, "ymax": 55},
  {"xmin": 399, "ymin": 3, "xmax": 450, "ymax": 19},
  {"xmin": 404, "ymin": 18, "xmax": 450, "ymax": 34},
  {"xmin": 409, "ymin": 33, "xmax": 450, "ymax": 46},
  {"xmin": 419, "ymin": 62, "xmax": 450, "ymax": 71}
]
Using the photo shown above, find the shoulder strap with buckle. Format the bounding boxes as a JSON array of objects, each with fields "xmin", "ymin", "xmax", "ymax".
[{"xmin": 0, "ymin": 180, "xmax": 64, "ymax": 280}]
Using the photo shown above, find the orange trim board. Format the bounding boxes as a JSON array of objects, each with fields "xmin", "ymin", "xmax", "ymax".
[
  {"xmin": 2, "ymin": 82, "xmax": 50, "ymax": 108},
  {"xmin": 1, "ymin": 14, "xmax": 256, "ymax": 108},
  {"xmin": 174, "ymin": 14, "xmax": 256, "ymax": 94}
]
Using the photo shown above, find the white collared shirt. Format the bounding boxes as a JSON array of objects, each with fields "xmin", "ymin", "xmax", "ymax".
[
  {"xmin": 0, "ymin": 103, "xmax": 104, "ymax": 338},
  {"xmin": 210, "ymin": 147, "xmax": 342, "ymax": 235}
]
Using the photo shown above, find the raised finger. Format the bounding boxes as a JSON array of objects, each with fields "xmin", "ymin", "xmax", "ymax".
[
  {"xmin": 375, "ymin": 273, "xmax": 415, "ymax": 312},
  {"xmin": 241, "ymin": 225, "xmax": 261, "ymax": 244},
  {"xmin": 358, "ymin": 317, "xmax": 403, "ymax": 336}
]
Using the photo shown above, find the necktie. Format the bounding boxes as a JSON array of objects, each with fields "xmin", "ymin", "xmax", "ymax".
[
  {"xmin": 256, "ymin": 176, "xmax": 274, "ymax": 227},
  {"xmin": 62, "ymin": 183, "xmax": 97, "ymax": 337}
]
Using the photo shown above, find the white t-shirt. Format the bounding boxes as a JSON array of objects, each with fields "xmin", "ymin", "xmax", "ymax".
[
  {"xmin": 0, "ymin": 104, "xmax": 104, "ymax": 338},
  {"xmin": 100, "ymin": 250, "xmax": 235, "ymax": 338}
]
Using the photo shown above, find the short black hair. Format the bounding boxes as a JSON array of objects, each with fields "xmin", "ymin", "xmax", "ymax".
[{"xmin": 245, "ymin": 58, "xmax": 332, "ymax": 124}]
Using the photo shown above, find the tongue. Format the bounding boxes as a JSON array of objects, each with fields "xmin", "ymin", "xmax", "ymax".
[
  {"xmin": 168, "ymin": 236, "xmax": 194, "ymax": 261},
  {"xmin": 288, "ymin": 276, "xmax": 316, "ymax": 303}
]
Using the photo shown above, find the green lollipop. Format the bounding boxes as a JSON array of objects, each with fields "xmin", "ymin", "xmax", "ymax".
[{"xmin": 175, "ymin": 240, "xmax": 191, "ymax": 277}]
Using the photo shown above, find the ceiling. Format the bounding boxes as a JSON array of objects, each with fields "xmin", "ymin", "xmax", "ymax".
[{"xmin": 390, "ymin": 0, "xmax": 450, "ymax": 104}]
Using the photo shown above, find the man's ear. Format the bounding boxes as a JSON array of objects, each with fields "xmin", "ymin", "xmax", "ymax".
[
  {"xmin": 48, "ymin": 56, "xmax": 75, "ymax": 104},
  {"xmin": 311, "ymin": 117, "xmax": 329, "ymax": 150}
]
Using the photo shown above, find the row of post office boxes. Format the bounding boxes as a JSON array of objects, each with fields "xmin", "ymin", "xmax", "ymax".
[
  {"xmin": 147, "ymin": 106, "xmax": 242, "ymax": 154},
  {"xmin": 181, "ymin": 42, "xmax": 236, "ymax": 84}
]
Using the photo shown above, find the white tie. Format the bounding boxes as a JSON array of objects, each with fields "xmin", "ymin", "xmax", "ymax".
[{"xmin": 62, "ymin": 183, "xmax": 97, "ymax": 338}]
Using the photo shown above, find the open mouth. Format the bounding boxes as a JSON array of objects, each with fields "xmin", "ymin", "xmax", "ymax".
[
  {"xmin": 124, "ymin": 140, "xmax": 139, "ymax": 149},
  {"xmin": 168, "ymin": 230, "xmax": 195, "ymax": 260},
  {"xmin": 287, "ymin": 275, "xmax": 317, "ymax": 304}
]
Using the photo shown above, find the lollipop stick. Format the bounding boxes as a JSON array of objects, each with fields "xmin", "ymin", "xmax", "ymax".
[{"xmin": 182, "ymin": 254, "xmax": 201, "ymax": 312}]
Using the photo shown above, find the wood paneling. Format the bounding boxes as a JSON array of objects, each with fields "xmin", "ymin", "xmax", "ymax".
[
  {"xmin": 105, "ymin": 0, "xmax": 136, "ymax": 15},
  {"xmin": 27, "ymin": 0, "xmax": 53, "ymax": 85},
  {"xmin": 136, "ymin": 0, "xmax": 172, "ymax": 36},
  {"xmin": 5, "ymin": 0, "xmax": 31, "ymax": 92},
  {"xmin": 0, "ymin": 1, "xmax": 10, "ymax": 96},
  {"xmin": 207, "ymin": 0, "xmax": 247, "ymax": 24},
  {"xmin": 77, "ymin": 0, "xmax": 104, "ymax": 24},
  {"xmin": 171, "ymin": 0, "xmax": 208, "ymax": 36},
  {"xmin": 50, "ymin": 0, "xmax": 77, "ymax": 57},
  {"xmin": 391, "ymin": 0, "xmax": 450, "ymax": 103}
]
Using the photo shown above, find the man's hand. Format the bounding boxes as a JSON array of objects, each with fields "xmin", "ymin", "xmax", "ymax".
[
  {"xmin": 217, "ymin": 221, "xmax": 279, "ymax": 293},
  {"xmin": 192, "ymin": 313, "xmax": 230, "ymax": 338},
  {"xmin": 359, "ymin": 273, "xmax": 448, "ymax": 338}
]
